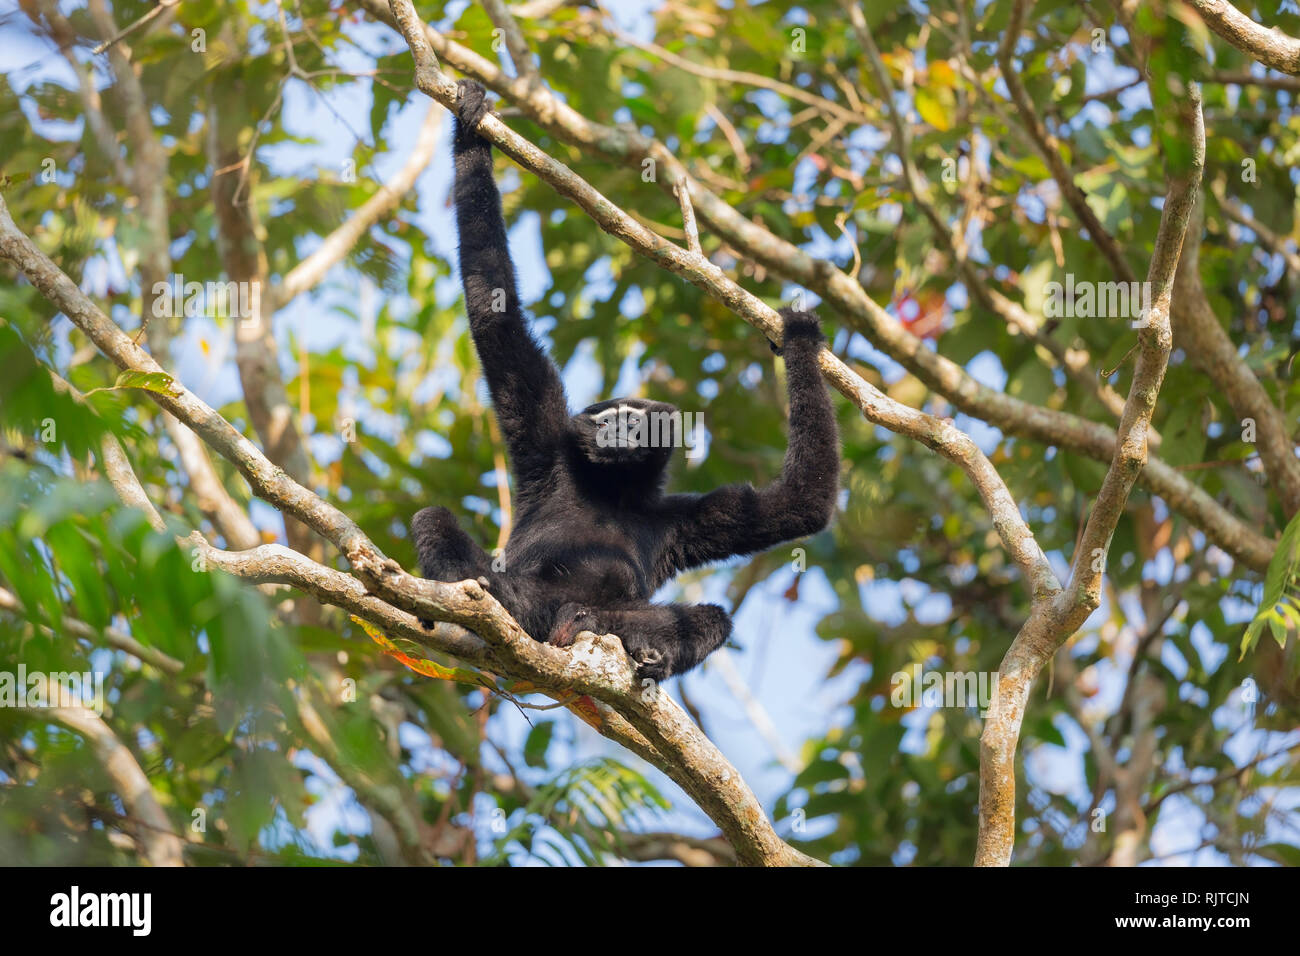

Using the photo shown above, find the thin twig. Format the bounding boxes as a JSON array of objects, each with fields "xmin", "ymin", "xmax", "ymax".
[
  {"xmin": 674, "ymin": 179, "xmax": 702, "ymax": 256},
  {"xmin": 90, "ymin": 0, "xmax": 179, "ymax": 55}
]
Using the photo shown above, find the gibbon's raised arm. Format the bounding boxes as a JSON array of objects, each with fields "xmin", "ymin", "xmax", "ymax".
[
  {"xmin": 660, "ymin": 310, "xmax": 839, "ymax": 572},
  {"xmin": 452, "ymin": 81, "xmax": 569, "ymax": 489}
]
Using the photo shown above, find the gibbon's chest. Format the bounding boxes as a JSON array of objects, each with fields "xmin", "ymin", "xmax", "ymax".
[{"xmin": 514, "ymin": 501, "xmax": 658, "ymax": 597}]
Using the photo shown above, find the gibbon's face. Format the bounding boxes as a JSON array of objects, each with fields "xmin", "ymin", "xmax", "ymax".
[{"xmin": 572, "ymin": 397, "xmax": 679, "ymax": 471}]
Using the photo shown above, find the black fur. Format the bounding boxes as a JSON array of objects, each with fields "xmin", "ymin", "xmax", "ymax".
[{"xmin": 412, "ymin": 80, "xmax": 840, "ymax": 682}]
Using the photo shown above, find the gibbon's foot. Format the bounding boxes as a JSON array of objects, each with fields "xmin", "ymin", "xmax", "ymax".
[
  {"xmin": 548, "ymin": 605, "xmax": 671, "ymax": 679},
  {"xmin": 620, "ymin": 633, "xmax": 674, "ymax": 683},
  {"xmin": 547, "ymin": 602, "xmax": 592, "ymax": 648},
  {"xmin": 477, "ymin": 575, "xmax": 492, "ymax": 591},
  {"xmin": 454, "ymin": 79, "xmax": 491, "ymax": 139},
  {"xmin": 768, "ymin": 307, "xmax": 823, "ymax": 355}
]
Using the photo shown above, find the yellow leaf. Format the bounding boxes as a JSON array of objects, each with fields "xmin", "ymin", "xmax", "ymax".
[
  {"xmin": 353, "ymin": 616, "xmax": 495, "ymax": 689},
  {"xmin": 567, "ymin": 695, "xmax": 605, "ymax": 731},
  {"xmin": 352, "ymin": 618, "xmax": 604, "ymax": 730},
  {"xmin": 916, "ymin": 88, "xmax": 953, "ymax": 131}
]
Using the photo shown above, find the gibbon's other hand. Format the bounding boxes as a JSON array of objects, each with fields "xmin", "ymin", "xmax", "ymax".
[
  {"xmin": 768, "ymin": 307, "xmax": 825, "ymax": 356},
  {"xmin": 452, "ymin": 79, "xmax": 491, "ymax": 146}
]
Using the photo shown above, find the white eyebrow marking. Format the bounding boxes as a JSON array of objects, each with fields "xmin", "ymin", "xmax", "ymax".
[{"xmin": 591, "ymin": 405, "xmax": 647, "ymax": 423}]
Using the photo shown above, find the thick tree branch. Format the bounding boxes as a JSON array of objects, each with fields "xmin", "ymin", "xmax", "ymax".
[
  {"xmin": 1066, "ymin": 110, "xmax": 1202, "ymax": 610},
  {"xmin": 208, "ymin": 533, "xmax": 793, "ymax": 862},
  {"xmin": 976, "ymin": 85, "xmax": 1205, "ymax": 867},
  {"xmin": 1183, "ymin": 0, "xmax": 1300, "ymax": 74},
  {"xmin": 347, "ymin": 533, "xmax": 821, "ymax": 864}
]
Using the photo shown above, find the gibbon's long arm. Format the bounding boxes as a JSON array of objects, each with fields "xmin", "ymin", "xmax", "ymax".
[
  {"xmin": 660, "ymin": 310, "xmax": 839, "ymax": 573},
  {"xmin": 452, "ymin": 81, "xmax": 569, "ymax": 491}
]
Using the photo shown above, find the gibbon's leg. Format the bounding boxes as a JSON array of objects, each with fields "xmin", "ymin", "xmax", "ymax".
[
  {"xmin": 411, "ymin": 506, "xmax": 491, "ymax": 583},
  {"xmin": 549, "ymin": 602, "xmax": 732, "ymax": 682}
]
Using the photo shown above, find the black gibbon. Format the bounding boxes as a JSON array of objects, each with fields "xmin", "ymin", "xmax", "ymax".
[{"xmin": 412, "ymin": 81, "xmax": 839, "ymax": 680}]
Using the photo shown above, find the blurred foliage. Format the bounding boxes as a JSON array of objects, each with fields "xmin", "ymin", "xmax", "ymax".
[{"xmin": 0, "ymin": 0, "xmax": 1297, "ymax": 866}]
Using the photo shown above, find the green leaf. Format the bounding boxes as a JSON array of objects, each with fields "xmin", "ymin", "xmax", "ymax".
[
  {"xmin": 111, "ymin": 369, "xmax": 181, "ymax": 397},
  {"xmin": 1257, "ymin": 842, "xmax": 1300, "ymax": 866},
  {"xmin": 82, "ymin": 370, "xmax": 181, "ymax": 399},
  {"xmin": 1243, "ymin": 508, "xmax": 1300, "ymax": 657},
  {"xmin": 524, "ymin": 720, "xmax": 555, "ymax": 769},
  {"xmin": 1268, "ymin": 614, "xmax": 1288, "ymax": 649}
]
